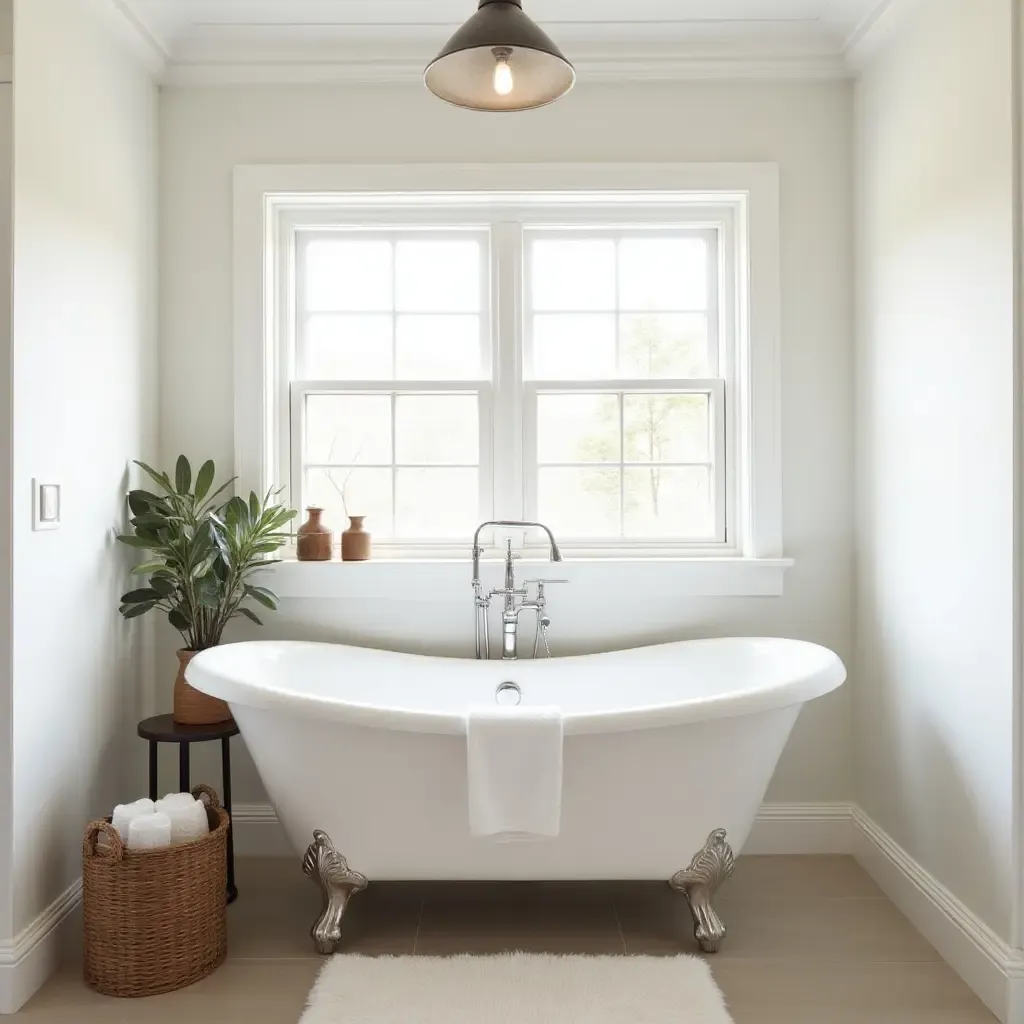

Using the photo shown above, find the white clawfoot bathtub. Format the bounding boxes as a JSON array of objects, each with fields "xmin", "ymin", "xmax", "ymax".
[{"xmin": 188, "ymin": 636, "xmax": 844, "ymax": 951}]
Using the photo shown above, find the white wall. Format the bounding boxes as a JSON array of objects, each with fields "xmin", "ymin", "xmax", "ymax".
[
  {"xmin": 9, "ymin": 0, "xmax": 158, "ymax": 949},
  {"xmin": 854, "ymin": 0, "xmax": 1016, "ymax": 939},
  {"xmin": 159, "ymin": 80, "xmax": 855, "ymax": 810}
]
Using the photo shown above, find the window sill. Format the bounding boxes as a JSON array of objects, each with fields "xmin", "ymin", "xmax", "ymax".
[{"xmin": 259, "ymin": 556, "xmax": 793, "ymax": 601}]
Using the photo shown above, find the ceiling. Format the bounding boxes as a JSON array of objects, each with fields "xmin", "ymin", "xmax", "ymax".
[{"xmin": 113, "ymin": 0, "xmax": 896, "ymax": 84}]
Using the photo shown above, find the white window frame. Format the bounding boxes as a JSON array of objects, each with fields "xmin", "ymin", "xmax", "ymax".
[{"xmin": 234, "ymin": 164, "xmax": 788, "ymax": 595}]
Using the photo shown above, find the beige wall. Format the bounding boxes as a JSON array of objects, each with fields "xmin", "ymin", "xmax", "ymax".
[
  {"xmin": 10, "ymin": 0, "xmax": 158, "ymax": 944},
  {"xmin": 854, "ymin": 0, "xmax": 1016, "ymax": 938},
  {"xmin": 158, "ymin": 79, "xmax": 856, "ymax": 810}
]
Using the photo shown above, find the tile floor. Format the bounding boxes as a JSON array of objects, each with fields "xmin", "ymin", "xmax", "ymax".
[{"xmin": 18, "ymin": 855, "xmax": 997, "ymax": 1022}]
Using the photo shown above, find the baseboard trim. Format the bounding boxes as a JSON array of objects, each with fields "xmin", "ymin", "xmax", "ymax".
[
  {"xmin": 231, "ymin": 800, "xmax": 859, "ymax": 858},
  {"xmin": 231, "ymin": 803, "xmax": 294, "ymax": 857},
  {"xmin": 850, "ymin": 805, "xmax": 1024, "ymax": 1024},
  {"xmin": 744, "ymin": 801, "xmax": 855, "ymax": 854},
  {"xmin": 0, "ymin": 878, "xmax": 82, "ymax": 1014}
]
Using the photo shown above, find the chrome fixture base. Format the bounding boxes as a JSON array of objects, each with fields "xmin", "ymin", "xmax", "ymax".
[
  {"xmin": 668, "ymin": 829, "xmax": 736, "ymax": 953},
  {"xmin": 302, "ymin": 830, "xmax": 368, "ymax": 954}
]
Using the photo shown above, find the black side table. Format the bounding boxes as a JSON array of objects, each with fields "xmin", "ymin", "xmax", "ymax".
[{"xmin": 137, "ymin": 714, "xmax": 240, "ymax": 904}]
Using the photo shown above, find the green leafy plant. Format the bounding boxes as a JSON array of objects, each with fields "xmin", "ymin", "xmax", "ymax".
[{"xmin": 117, "ymin": 456, "xmax": 297, "ymax": 651}]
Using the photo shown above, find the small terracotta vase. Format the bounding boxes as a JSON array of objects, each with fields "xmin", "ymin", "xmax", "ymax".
[
  {"xmin": 341, "ymin": 516, "xmax": 371, "ymax": 561},
  {"xmin": 296, "ymin": 507, "xmax": 333, "ymax": 561},
  {"xmin": 173, "ymin": 650, "xmax": 232, "ymax": 726}
]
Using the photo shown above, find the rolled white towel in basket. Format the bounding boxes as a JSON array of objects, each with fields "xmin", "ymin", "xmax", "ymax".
[
  {"xmin": 161, "ymin": 798, "xmax": 210, "ymax": 845},
  {"xmin": 111, "ymin": 799, "xmax": 155, "ymax": 841},
  {"xmin": 127, "ymin": 812, "xmax": 172, "ymax": 850},
  {"xmin": 157, "ymin": 792, "xmax": 198, "ymax": 810}
]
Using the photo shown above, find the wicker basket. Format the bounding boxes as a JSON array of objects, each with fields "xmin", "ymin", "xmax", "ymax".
[{"xmin": 82, "ymin": 784, "xmax": 229, "ymax": 998}]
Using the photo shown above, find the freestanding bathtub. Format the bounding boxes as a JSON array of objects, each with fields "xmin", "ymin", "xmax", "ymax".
[{"xmin": 187, "ymin": 636, "xmax": 845, "ymax": 953}]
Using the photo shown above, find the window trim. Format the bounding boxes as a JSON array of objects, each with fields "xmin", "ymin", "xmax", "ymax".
[{"xmin": 234, "ymin": 163, "xmax": 785, "ymax": 583}]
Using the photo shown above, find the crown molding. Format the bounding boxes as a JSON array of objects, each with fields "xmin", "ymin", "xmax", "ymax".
[
  {"xmin": 109, "ymin": 2, "xmax": 879, "ymax": 86},
  {"xmin": 843, "ymin": 0, "xmax": 927, "ymax": 71},
  {"xmin": 98, "ymin": 0, "xmax": 169, "ymax": 79},
  {"xmin": 164, "ymin": 47, "xmax": 852, "ymax": 87}
]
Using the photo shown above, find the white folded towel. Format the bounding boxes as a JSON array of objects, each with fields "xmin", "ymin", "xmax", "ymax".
[
  {"xmin": 111, "ymin": 798, "xmax": 155, "ymax": 841},
  {"xmin": 466, "ymin": 705, "xmax": 564, "ymax": 841},
  {"xmin": 127, "ymin": 812, "xmax": 172, "ymax": 850}
]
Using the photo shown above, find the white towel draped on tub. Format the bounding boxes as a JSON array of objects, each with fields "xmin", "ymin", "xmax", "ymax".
[{"xmin": 466, "ymin": 705, "xmax": 564, "ymax": 841}]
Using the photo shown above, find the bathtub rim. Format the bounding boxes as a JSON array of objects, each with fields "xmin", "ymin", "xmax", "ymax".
[{"xmin": 186, "ymin": 637, "xmax": 846, "ymax": 737}]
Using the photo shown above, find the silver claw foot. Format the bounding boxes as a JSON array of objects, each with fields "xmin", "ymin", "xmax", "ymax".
[
  {"xmin": 669, "ymin": 828, "xmax": 736, "ymax": 953},
  {"xmin": 301, "ymin": 830, "xmax": 368, "ymax": 955}
]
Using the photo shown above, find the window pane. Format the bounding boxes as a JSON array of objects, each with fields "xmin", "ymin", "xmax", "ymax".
[
  {"xmin": 530, "ymin": 239, "xmax": 616, "ymax": 312},
  {"xmin": 396, "ymin": 469, "xmax": 478, "ymax": 537},
  {"xmin": 305, "ymin": 395, "xmax": 391, "ymax": 465},
  {"xmin": 305, "ymin": 240, "xmax": 392, "ymax": 312},
  {"xmin": 532, "ymin": 314, "xmax": 615, "ymax": 379},
  {"xmin": 395, "ymin": 240, "xmax": 480, "ymax": 312},
  {"xmin": 618, "ymin": 237, "xmax": 707, "ymax": 311},
  {"xmin": 619, "ymin": 314, "xmax": 710, "ymax": 378},
  {"xmin": 304, "ymin": 314, "xmax": 393, "ymax": 379},
  {"xmin": 395, "ymin": 395, "xmax": 478, "ymax": 465},
  {"xmin": 306, "ymin": 468, "xmax": 394, "ymax": 539},
  {"xmin": 624, "ymin": 394, "xmax": 710, "ymax": 463},
  {"xmin": 538, "ymin": 468, "xmax": 620, "ymax": 537},
  {"xmin": 623, "ymin": 466, "xmax": 713, "ymax": 539},
  {"xmin": 396, "ymin": 315, "xmax": 482, "ymax": 379},
  {"xmin": 537, "ymin": 394, "xmax": 619, "ymax": 464}
]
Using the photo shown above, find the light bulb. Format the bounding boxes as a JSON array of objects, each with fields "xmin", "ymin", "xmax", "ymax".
[{"xmin": 493, "ymin": 56, "xmax": 514, "ymax": 97}]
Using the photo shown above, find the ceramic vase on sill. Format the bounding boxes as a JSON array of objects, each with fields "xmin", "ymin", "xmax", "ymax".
[
  {"xmin": 341, "ymin": 516, "xmax": 371, "ymax": 561},
  {"xmin": 296, "ymin": 506, "xmax": 333, "ymax": 561},
  {"xmin": 173, "ymin": 649, "xmax": 232, "ymax": 726}
]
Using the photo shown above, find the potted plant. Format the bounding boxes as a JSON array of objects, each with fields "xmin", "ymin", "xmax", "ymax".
[{"xmin": 117, "ymin": 456, "xmax": 297, "ymax": 725}]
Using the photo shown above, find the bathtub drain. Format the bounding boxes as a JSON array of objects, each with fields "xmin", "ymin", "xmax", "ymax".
[{"xmin": 495, "ymin": 681, "xmax": 522, "ymax": 707}]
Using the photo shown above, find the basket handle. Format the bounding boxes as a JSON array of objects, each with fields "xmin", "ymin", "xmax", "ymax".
[
  {"xmin": 192, "ymin": 783, "xmax": 222, "ymax": 810},
  {"xmin": 83, "ymin": 820, "xmax": 124, "ymax": 862}
]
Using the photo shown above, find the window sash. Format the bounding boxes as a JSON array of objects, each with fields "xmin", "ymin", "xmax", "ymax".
[
  {"xmin": 521, "ymin": 226, "xmax": 721, "ymax": 379},
  {"xmin": 293, "ymin": 227, "xmax": 492, "ymax": 380},
  {"xmin": 522, "ymin": 378, "xmax": 727, "ymax": 546},
  {"xmin": 290, "ymin": 380, "xmax": 494, "ymax": 546}
]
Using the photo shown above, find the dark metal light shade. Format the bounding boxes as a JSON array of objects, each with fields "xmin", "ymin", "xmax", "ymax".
[{"xmin": 425, "ymin": 0, "xmax": 576, "ymax": 112}]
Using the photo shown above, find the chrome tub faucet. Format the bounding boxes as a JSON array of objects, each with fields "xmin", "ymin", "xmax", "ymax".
[{"xmin": 470, "ymin": 521, "xmax": 565, "ymax": 661}]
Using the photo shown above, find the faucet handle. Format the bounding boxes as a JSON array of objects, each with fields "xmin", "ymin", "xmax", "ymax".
[{"xmin": 522, "ymin": 578, "xmax": 569, "ymax": 586}]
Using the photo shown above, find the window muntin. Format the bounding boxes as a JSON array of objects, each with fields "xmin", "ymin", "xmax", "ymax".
[{"xmin": 288, "ymin": 210, "xmax": 731, "ymax": 552}]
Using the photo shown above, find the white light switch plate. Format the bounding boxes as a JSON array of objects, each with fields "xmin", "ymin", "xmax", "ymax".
[{"xmin": 32, "ymin": 479, "xmax": 60, "ymax": 531}]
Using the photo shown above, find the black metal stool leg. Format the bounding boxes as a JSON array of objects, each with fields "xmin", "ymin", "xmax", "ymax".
[
  {"xmin": 179, "ymin": 742, "xmax": 190, "ymax": 794},
  {"xmin": 222, "ymin": 736, "xmax": 237, "ymax": 903},
  {"xmin": 148, "ymin": 740, "xmax": 158, "ymax": 802}
]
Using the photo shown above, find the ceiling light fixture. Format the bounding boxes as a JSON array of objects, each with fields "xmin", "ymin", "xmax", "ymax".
[{"xmin": 424, "ymin": 0, "xmax": 576, "ymax": 112}]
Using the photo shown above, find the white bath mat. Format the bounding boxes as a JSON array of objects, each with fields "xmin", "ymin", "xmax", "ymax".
[{"xmin": 299, "ymin": 953, "xmax": 734, "ymax": 1023}]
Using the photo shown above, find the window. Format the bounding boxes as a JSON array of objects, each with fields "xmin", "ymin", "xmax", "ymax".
[{"xmin": 235, "ymin": 165, "xmax": 783, "ymax": 571}]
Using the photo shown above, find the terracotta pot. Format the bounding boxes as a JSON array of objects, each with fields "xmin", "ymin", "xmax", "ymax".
[
  {"xmin": 173, "ymin": 650, "xmax": 232, "ymax": 726},
  {"xmin": 341, "ymin": 516, "xmax": 371, "ymax": 561},
  {"xmin": 296, "ymin": 507, "xmax": 333, "ymax": 561}
]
